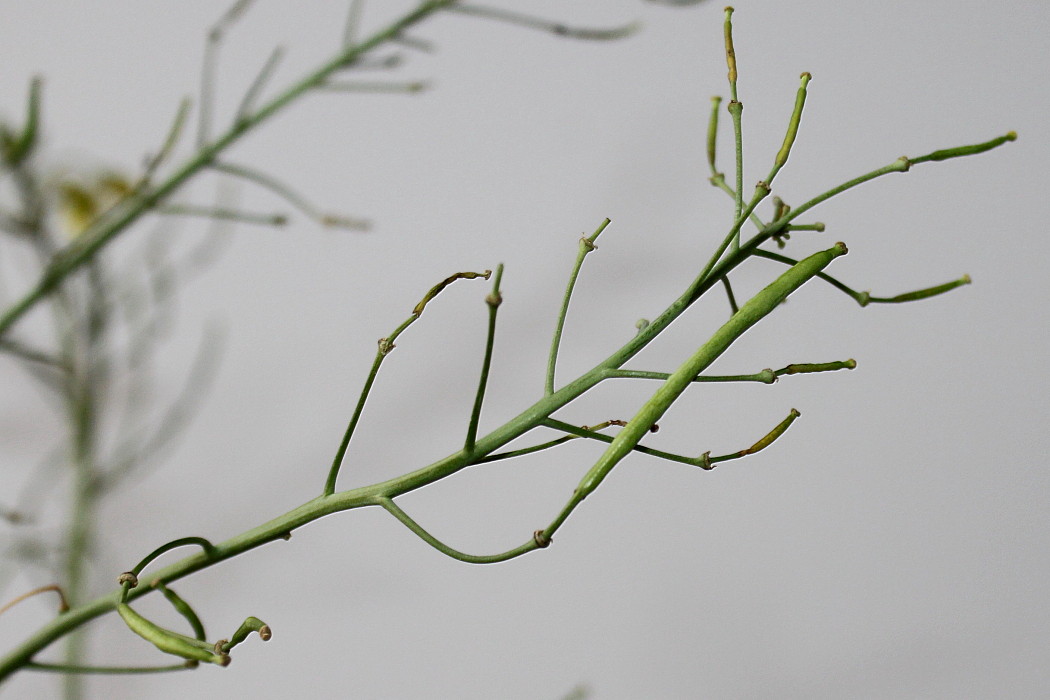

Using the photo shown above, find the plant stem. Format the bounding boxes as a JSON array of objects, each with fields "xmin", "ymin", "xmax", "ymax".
[
  {"xmin": 464, "ymin": 264, "xmax": 503, "ymax": 454},
  {"xmin": 546, "ymin": 219, "xmax": 609, "ymax": 395}
]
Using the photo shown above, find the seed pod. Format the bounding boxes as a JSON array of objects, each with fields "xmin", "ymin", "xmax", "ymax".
[{"xmin": 117, "ymin": 603, "xmax": 230, "ymax": 666}]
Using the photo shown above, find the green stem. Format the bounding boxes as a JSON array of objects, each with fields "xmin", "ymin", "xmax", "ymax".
[
  {"xmin": 323, "ymin": 269, "xmax": 491, "ymax": 495},
  {"xmin": 723, "ymin": 7, "xmax": 743, "ymax": 251},
  {"xmin": 465, "ymin": 264, "xmax": 503, "ymax": 453},
  {"xmin": 546, "ymin": 219, "xmax": 609, "ymax": 395},
  {"xmin": 376, "ymin": 497, "xmax": 541, "ymax": 564},
  {"xmin": 26, "ymin": 662, "xmax": 193, "ymax": 675},
  {"xmin": 754, "ymin": 248, "xmax": 970, "ymax": 306}
]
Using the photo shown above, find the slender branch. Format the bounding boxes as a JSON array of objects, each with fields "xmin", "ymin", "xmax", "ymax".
[
  {"xmin": 720, "ymin": 275, "xmax": 739, "ymax": 315},
  {"xmin": 25, "ymin": 661, "xmax": 193, "ymax": 675},
  {"xmin": 199, "ymin": 0, "xmax": 259, "ymax": 146},
  {"xmin": 753, "ymin": 248, "xmax": 971, "ymax": 306},
  {"xmin": 476, "ymin": 435, "xmax": 577, "ymax": 463},
  {"xmin": 723, "ymin": 7, "xmax": 744, "ymax": 251},
  {"xmin": 376, "ymin": 497, "xmax": 542, "ymax": 564},
  {"xmin": 127, "ymin": 538, "xmax": 217, "ymax": 584},
  {"xmin": 235, "ymin": 46, "xmax": 285, "ymax": 123},
  {"xmin": 209, "ymin": 161, "xmax": 367, "ymax": 230},
  {"xmin": 543, "ymin": 418, "xmax": 699, "ymax": 466},
  {"xmin": 156, "ymin": 204, "xmax": 287, "ymax": 227},
  {"xmin": 0, "ymin": 338, "xmax": 67, "ymax": 370},
  {"xmin": 318, "ymin": 80, "xmax": 429, "ymax": 94},
  {"xmin": 707, "ymin": 92, "xmax": 765, "ymax": 231},
  {"xmin": 343, "ymin": 0, "xmax": 366, "ymax": 47},
  {"xmin": 447, "ymin": 5, "xmax": 640, "ymax": 40},
  {"xmin": 0, "ymin": 585, "xmax": 69, "ymax": 618},
  {"xmin": 464, "ymin": 264, "xmax": 503, "ymax": 454},
  {"xmin": 137, "ymin": 97, "xmax": 192, "ymax": 190},
  {"xmin": 546, "ymin": 219, "xmax": 610, "ymax": 395},
  {"xmin": 323, "ymin": 269, "xmax": 492, "ymax": 496}
]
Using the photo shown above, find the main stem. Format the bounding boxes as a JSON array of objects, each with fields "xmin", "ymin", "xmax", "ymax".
[{"xmin": 0, "ymin": 220, "xmax": 766, "ymax": 683}]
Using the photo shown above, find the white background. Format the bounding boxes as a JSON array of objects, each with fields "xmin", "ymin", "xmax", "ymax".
[{"xmin": 2, "ymin": 1, "xmax": 1048, "ymax": 698}]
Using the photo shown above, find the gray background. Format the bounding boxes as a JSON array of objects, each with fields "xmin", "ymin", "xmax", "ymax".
[{"xmin": 2, "ymin": 1, "xmax": 1048, "ymax": 698}]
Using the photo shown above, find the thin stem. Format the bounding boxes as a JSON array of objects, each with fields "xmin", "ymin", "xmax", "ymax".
[
  {"xmin": 753, "ymin": 248, "xmax": 971, "ymax": 306},
  {"xmin": 777, "ymin": 158, "xmax": 911, "ymax": 226},
  {"xmin": 720, "ymin": 275, "xmax": 739, "ymax": 315},
  {"xmin": 319, "ymin": 80, "xmax": 429, "ymax": 94},
  {"xmin": 25, "ymin": 662, "xmax": 193, "ymax": 675},
  {"xmin": 199, "ymin": 0, "xmax": 259, "ymax": 146},
  {"xmin": 235, "ymin": 47, "xmax": 285, "ymax": 123},
  {"xmin": 376, "ymin": 497, "xmax": 541, "ymax": 564},
  {"xmin": 210, "ymin": 161, "xmax": 367, "ymax": 230},
  {"xmin": 542, "ymin": 418, "xmax": 700, "ymax": 467},
  {"xmin": 128, "ymin": 538, "xmax": 216, "ymax": 583},
  {"xmin": 464, "ymin": 264, "xmax": 503, "ymax": 454},
  {"xmin": 708, "ymin": 90, "xmax": 762, "ymax": 232},
  {"xmin": 343, "ymin": 0, "xmax": 366, "ymax": 47},
  {"xmin": 156, "ymin": 204, "xmax": 287, "ymax": 227},
  {"xmin": 323, "ymin": 269, "xmax": 492, "ymax": 496},
  {"xmin": 546, "ymin": 219, "xmax": 610, "ymax": 396},
  {"xmin": 447, "ymin": 5, "xmax": 640, "ymax": 40},
  {"xmin": 0, "ymin": 585, "xmax": 69, "ymax": 617},
  {"xmin": 137, "ymin": 98, "xmax": 192, "ymax": 190},
  {"xmin": 724, "ymin": 7, "xmax": 743, "ymax": 251},
  {"xmin": 608, "ymin": 368, "xmax": 777, "ymax": 384},
  {"xmin": 476, "ymin": 435, "xmax": 577, "ymax": 463},
  {"xmin": 609, "ymin": 361, "xmax": 855, "ymax": 384},
  {"xmin": 0, "ymin": 338, "xmax": 66, "ymax": 370}
]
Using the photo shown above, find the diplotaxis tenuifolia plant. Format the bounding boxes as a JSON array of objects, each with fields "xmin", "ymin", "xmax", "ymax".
[{"xmin": 0, "ymin": 2, "xmax": 1032, "ymax": 698}]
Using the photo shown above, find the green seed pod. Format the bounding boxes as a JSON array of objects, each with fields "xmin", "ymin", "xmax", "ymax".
[
  {"xmin": 117, "ymin": 603, "xmax": 230, "ymax": 666},
  {"xmin": 221, "ymin": 616, "xmax": 272, "ymax": 653}
]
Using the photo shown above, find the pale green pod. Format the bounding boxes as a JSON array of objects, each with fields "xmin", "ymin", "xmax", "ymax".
[
  {"xmin": 221, "ymin": 616, "xmax": 272, "ymax": 653},
  {"xmin": 117, "ymin": 603, "xmax": 230, "ymax": 667}
]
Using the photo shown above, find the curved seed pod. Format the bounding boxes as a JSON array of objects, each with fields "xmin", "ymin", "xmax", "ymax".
[
  {"xmin": 221, "ymin": 616, "xmax": 272, "ymax": 653},
  {"xmin": 117, "ymin": 603, "xmax": 230, "ymax": 667}
]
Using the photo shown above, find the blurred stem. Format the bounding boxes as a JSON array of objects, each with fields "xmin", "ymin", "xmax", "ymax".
[
  {"xmin": 55, "ymin": 292, "xmax": 97, "ymax": 700},
  {"xmin": 0, "ymin": 0, "xmax": 459, "ymax": 340}
]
